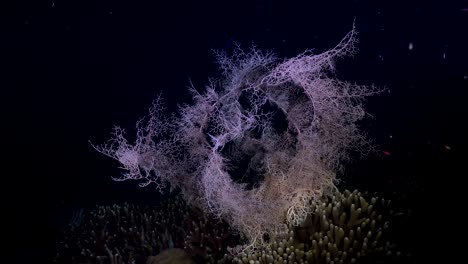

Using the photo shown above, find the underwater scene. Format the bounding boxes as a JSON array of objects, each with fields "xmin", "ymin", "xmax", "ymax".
[{"xmin": 11, "ymin": 1, "xmax": 466, "ymax": 263}]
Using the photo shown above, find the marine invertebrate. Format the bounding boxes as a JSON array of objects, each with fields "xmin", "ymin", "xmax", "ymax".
[
  {"xmin": 54, "ymin": 189, "xmax": 407, "ymax": 263},
  {"xmin": 53, "ymin": 196, "xmax": 189, "ymax": 263},
  {"xmin": 91, "ymin": 23, "xmax": 384, "ymax": 251},
  {"xmin": 228, "ymin": 189, "xmax": 406, "ymax": 264}
]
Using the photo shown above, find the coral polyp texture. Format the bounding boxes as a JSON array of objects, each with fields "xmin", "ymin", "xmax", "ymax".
[
  {"xmin": 54, "ymin": 196, "xmax": 188, "ymax": 263},
  {"xmin": 229, "ymin": 189, "xmax": 406, "ymax": 264},
  {"xmin": 54, "ymin": 195, "xmax": 243, "ymax": 263},
  {"xmin": 54, "ymin": 189, "xmax": 406, "ymax": 263}
]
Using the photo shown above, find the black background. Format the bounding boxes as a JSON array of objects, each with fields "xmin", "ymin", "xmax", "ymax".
[{"xmin": 6, "ymin": 0, "xmax": 468, "ymax": 262}]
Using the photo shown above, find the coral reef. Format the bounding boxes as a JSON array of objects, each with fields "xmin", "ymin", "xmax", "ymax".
[
  {"xmin": 228, "ymin": 189, "xmax": 406, "ymax": 264},
  {"xmin": 53, "ymin": 189, "xmax": 408, "ymax": 263},
  {"xmin": 53, "ymin": 194, "xmax": 239, "ymax": 263}
]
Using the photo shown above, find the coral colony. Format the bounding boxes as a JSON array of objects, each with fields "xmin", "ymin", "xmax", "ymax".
[{"xmin": 55, "ymin": 25, "xmax": 408, "ymax": 263}]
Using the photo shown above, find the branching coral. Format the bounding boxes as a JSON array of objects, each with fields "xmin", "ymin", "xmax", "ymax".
[
  {"xmin": 228, "ymin": 189, "xmax": 406, "ymax": 264},
  {"xmin": 91, "ymin": 23, "xmax": 385, "ymax": 252},
  {"xmin": 54, "ymin": 189, "xmax": 408, "ymax": 263},
  {"xmin": 54, "ymin": 196, "xmax": 189, "ymax": 263},
  {"xmin": 53, "ymin": 195, "xmax": 240, "ymax": 264}
]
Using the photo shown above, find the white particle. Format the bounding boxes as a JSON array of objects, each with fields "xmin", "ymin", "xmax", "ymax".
[{"xmin": 408, "ymin": 42, "xmax": 413, "ymax": 50}]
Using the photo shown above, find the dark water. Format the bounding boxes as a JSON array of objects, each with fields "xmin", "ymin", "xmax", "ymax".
[{"xmin": 10, "ymin": 0, "xmax": 466, "ymax": 263}]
